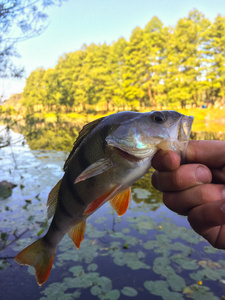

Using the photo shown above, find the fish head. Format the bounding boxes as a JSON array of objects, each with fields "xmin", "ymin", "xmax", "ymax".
[{"xmin": 106, "ymin": 110, "xmax": 193, "ymax": 161}]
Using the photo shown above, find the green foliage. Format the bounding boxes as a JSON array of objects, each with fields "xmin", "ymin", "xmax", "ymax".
[
  {"xmin": 0, "ymin": 0, "xmax": 65, "ymax": 78},
  {"xmin": 20, "ymin": 10, "xmax": 225, "ymax": 112}
]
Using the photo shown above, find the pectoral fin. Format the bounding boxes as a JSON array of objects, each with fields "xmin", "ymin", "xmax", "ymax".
[
  {"xmin": 74, "ymin": 158, "xmax": 113, "ymax": 184},
  {"xmin": 83, "ymin": 186, "xmax": 120, "ymax": 215},
  {"xmin": 68, "ymin": 220, "xmax": 86, "ymax": 249},
  {"xmin": 109, "ymin": 187, "xmax": 131, "ymax": 216}
]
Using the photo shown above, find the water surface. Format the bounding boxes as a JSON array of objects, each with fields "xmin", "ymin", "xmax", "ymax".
[{"xmin": 0, "ymin": 128, "xmax": 225, "ymax": 300}]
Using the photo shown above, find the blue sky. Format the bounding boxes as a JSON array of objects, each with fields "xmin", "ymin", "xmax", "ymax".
[{"xmin": 1, "ymin": 0, "xmax": 225, "ymax": 100}]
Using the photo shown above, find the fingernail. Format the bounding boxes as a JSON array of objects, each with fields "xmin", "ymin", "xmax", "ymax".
[{"xmin": 196, "ymin": 166, "xmax": 210, "ymax": 183}]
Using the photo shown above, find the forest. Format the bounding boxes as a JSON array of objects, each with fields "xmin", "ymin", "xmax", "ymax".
[{"xmin": 18, "ymin": 9, "xmax": 225, "ymax": 112}]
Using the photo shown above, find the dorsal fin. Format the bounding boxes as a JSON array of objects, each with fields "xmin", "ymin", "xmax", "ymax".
[
  {"xmin": 68, "ymin": 220, "xmax": 86, "ymax": 249},
  {"xmin": 46, "ymin": 179, "xmax": 62, "ymax": 219},
  {"xmin": 63, "ymin": 117, "xmax": 105, "ymax": 171}
]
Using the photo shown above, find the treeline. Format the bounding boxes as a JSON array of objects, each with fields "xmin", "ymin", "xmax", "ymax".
[{"xmin": 22, "ymin": 10, "xmax": 225, "ymax": 112}]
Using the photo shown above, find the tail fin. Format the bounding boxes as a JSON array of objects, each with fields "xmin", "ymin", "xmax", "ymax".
[{"xmin": 14, "ymin": 237, "xmax": 56, "ymax": 286}]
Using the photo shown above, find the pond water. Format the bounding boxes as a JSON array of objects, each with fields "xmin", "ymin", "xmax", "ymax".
[{"xmin": 1, "ymin": 127, "xmax": 225, "ymax": 300}]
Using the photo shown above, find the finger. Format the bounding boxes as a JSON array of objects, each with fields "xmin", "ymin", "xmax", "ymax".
[
  {"xmin": 163, "ymin": 183, "xmax": 225, "ymax": 215},
  {"xmin": 151, "ymin": 164, "xmax": 212, "ymax": 192},
  {"xmin": 188, "ymin": 199, "xmax": 225, "ymax": 249},
  {"xmin": 152, "ymin": 150, "xmax": 181, "ymax": 171},
  {"xmin": 187, "ymin": 140, "xmax": 225, "ymax": 168}
]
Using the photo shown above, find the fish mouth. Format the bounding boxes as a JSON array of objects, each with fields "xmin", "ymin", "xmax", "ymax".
[
  {"xmin": 179, "ymin": 115, "xmax": 194, "ymax": 162},
  {"xmin": 157, "ymin": 115, "xmax": 194, "ymax": 163}
]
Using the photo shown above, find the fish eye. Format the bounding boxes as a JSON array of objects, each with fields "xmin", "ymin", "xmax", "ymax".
[{"xmin": 151, "ymin": 112, "xmax": 166, "ymax": 123}]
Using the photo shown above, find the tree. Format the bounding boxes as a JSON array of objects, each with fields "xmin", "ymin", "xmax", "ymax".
[
  {"xmin": 165, "ymin": 9, "xmax": 210, "ymax": 107},
  {"xmin": 0, "ymin": 0, "xmax": 64, "ymax": 78},
  {"xmin": 108, "ymin": 37, "xmax": 128, "ymax": 109},
  {"xmin": 22, "ymin": 67, "xmax": 46, "ymax": 109},
  {"xmin": 203, "ymin": 14, "xmax": 225, "ymax": 104},
  {"xmin": 56, "ymin": 48, "xmax": 87, "ymax": 109},
  {"xmin": 143, "ymin": 16, "xmax": 168, "ymax": 107},
  {"xmin": 123, "ymin": 26, "xmax": 146, "ymax": 109}
]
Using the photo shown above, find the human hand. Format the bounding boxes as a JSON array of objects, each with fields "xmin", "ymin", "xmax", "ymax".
[{"xmin": 151, "ymin": 140, "xmax": 225, "ymax": 249}]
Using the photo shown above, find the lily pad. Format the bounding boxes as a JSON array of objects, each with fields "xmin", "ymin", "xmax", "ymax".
[
  {"xmin": 166, "ymin": 273, "xmax": 186, "ymax": 292},
  {"xmin": 144, "ymin": 280, "xmax": 185, "ymax": 300},
  {"xmin": 68, "ymin": 265, "xmax": 84, "ymax": 276},
  {"xmin": 171, "ymin": 255, "xmax": 199, "ymax": 270},
  {"xmin": 87, "ymin": 263, "xmax": 98, "ymax": 272},
  {"xmin": 121, "ymin": 286, "xmax": 138, "ymax": 297},
  {"xmin": 95, "ymin": 217, "xmax": 107, "ymax": 224},
  {"xmin": 190, "ymin": 268, "xmax": 222, "ymax": 281}
]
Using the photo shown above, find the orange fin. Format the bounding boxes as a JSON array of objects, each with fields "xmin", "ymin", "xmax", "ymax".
[
  {"xmin": 110, "ymin": 187, "xmax": 131, "ymax": 216},
  {"xmin": 14, "ymin": 237, "xmax": 56, "ymax": 286},
  {"xmin": 68, "ymin": 220, "xmax": 86, "ymax": 249},
  {"xmin": 47, "ymin": 179, "xmax": 62, "ymax": 219},
  {"xmin": 83, "ymin": 186, "xmax": 120, "ymax": 215}
]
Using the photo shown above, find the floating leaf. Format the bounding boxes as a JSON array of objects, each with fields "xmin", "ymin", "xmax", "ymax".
[
  {"xmin": 98, "ymin": 276, "xmax": 112, "ymax": 292},
  {"xmin": 121, "ymin": 228, "xmax": 130, "ymax": 234},
  {"xmin": 171, "ymin": 255, "xmax": 199, "ymax": 270},
  {"xmin": 137, "ymin": 221, "xmax": 155, "ymax": 230},
  {"xmin": 87, "ymin": 263, "xmax": 98, "ymax": 272},
  {"xmin": 204, "ymin": 246, "xmax": 219, "ymax": 254},
  {"xmin": 112, "ymin": 250, "xmax": 150, "ymax": 270},
  {"xmin": 144, "ymin": 280, "xmax": 185, "ymax": 300},
  {"xmin": 144, "ymin": 280, "xmax": 169, "ymax": 296},
  {"xmin": 189, "ymin": 285, "xmax": 220, "ymax": 300},
  {"xmin": 167, "ymin": 273, "xmax": 186, "ymax": 292},
  {"xmin": 109, "ymin": 232, "xmax": 124, "ymax": 239},
  {"xmin": 143, "ymin": 240, "xmax": 157, "ymax": 250},
  {"xmin": 68, "ymin": 265, "xmax": 84, "ymax": 276},
  {"xmin": 170, "ymin": 242, "xmax": 192, "ymax": 256},
  {"xmin": 122, "ymin": 235, "xmax": 139, "ymax": 246},
  {"xmin": 104, "ymin": 289, "xmax": 120, "ymax": 300},
  {"xmin": 95, "ymin": 217, "xmax": 107, "ymax": 224},
  {"xmin": 72, "ymin": 291, "xmax": 81, "ymax": 299},
  {"xmin": 121, "ymin": 286, "xmax": 138, "ymax": 297},
  {"xmin": 41, "ymin": 282, "xmax": 67, "ymax": 297},
  {"xmin": 190, "ymin": 268, "xmax": 222, "ymax": 281},
  {"xmin": 90, "ymin": 285, "xmax": 101, "ymax": 296},
  {"xmin": 86, "ymin": 223, "xmax": 106, "ymax": 238}
]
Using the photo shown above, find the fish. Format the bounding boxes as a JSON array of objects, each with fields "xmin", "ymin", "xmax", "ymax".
[{"xmin": 14, "ymin": 110, "xmax": 193, "ymax": 286}]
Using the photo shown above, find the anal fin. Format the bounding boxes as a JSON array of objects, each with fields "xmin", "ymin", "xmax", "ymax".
[
  {"xmin": 68, "ymin": 220, "xmax": 86, "ymax": 249},
  {"xmin": 110, "ymin": 187, "xmax": 131, "ymax": 216},
  {"xmin": 83, "ymin": 186, "xmax": 120, "ymax": 216}
]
